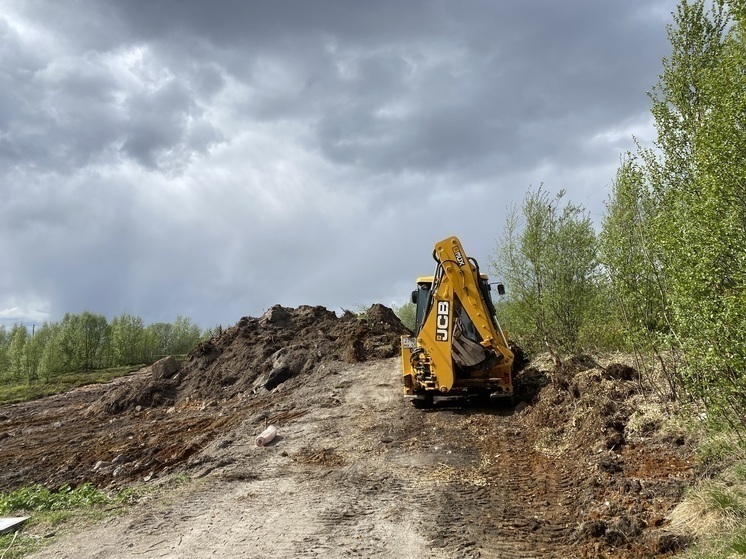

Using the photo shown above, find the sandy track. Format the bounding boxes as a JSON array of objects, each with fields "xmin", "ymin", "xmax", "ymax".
[{"xmin": 29, "ymin": 360, "xmax": 449, "ymax": 558}]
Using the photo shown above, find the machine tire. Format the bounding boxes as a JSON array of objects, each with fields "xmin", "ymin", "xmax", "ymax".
[
  {"xmin": 497, "ymin": 394, "xmax": 515, "ymax": 409},
  {"xmin": 411, "ymin": 394, "xmax": 434, "ymax": 409}
]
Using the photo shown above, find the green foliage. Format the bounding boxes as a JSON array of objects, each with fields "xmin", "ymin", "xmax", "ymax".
[
  {"xmin": 0, "ymin": 482, "xmax": 141, "ymax": 558},
  {"xmin": 493, "ymin": 186, "xmax": 602, "ymax": 353},
  {"xmin": 171, "ymin": 316, "xmax": 202, "ymax": 355},
  {"xmin": 0, "ymin": 531, "xmax": 36, "ymax": 559},
  {"xmin": 599, "ymin": 154, "xmax": 669, "ymax": 348},
  {"xmin": 51, "ymin": 312, "xmax": 109, "ymax": 373},
  {"xmin": 649, "ymin": 0, "xmax": 746, "ymax": 426},
  {"xmin": 0, "ymin": 326, "xmax": 10, "ymax": 380},
  {"xmin": 110, "ymin": 312, "xmax": 145, "ymax": 366},
  {"xmin": 143, "ymin": 317, "xmax": 201, "ymax": 361},
  {"xmin": 696, "ymin": 429, "xmax": 746, "ymax": 470},
  {"xmin": 145, "ymin": 321, "xmax": 174, "ymax": 361},
  {"xmin": 392, "ymin": 302, "xmax": 416, "ymax": 332},
  {"xmin": 0, "ymin": 365, "xmax": 140, "ymax": 405},
  {"xmin": 598, "ymin": 0, "xmax": 746, "ymax": 429},
  {"xmin": 0, "ymin": 311, "xmax": 206, "ymax": 392},
  {"xmin": 0, "ymin": 483, "xmax": 110, "ymax": 515},
  {"xmin": 7, "ymin": 324, "xmax": 28, "ymax": 382}
]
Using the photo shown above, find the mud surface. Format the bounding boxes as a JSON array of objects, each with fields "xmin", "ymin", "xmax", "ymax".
[{"xmin": 0, "ymin": 306, "xmax": 696, "ymax": 558}]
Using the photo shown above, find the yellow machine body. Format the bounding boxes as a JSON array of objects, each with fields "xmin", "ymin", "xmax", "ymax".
[{"xmin": 401, "ymin": 236, "xmax": 514, "ymax": 407}]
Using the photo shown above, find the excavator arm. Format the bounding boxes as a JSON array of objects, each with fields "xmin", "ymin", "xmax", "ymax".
[{"xmin": 402, "ymin": 236, "xmax": 514, "ymax": 405}]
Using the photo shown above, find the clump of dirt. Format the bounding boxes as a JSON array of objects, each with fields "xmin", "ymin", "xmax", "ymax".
[
  {"xmin": 93, "ymin": 304, "xmax": 409, "ymax": 415},
  {"xmin": 293, "ymin": 447, "xmax": 347, "ymax": 467},
  {"xmin": 512, "ymin": 366, "xmax": 550, "ymax": 404}
]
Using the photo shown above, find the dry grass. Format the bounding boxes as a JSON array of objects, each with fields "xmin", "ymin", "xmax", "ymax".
[
  {"xmin": 292, "ymin": 447, "xmax": 346, "ymax": 467},
  {"xmin": 669, "ymin": 480, "xmax": 746, "ymax": 538},
  {"xmin": 668, "ymin": 460, "xmax": 746, "ymax": 559},
  {"xmin": 533, "ymin": 426, "xmax": 570, "ymax": 457}
]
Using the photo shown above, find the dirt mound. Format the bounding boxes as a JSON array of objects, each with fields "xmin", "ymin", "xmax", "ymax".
[
  {"xmin": 512, "ymin": 356, "xmax": 696, "ymax": 557},
  {"xmin": 93, "ymin": 304, "xmax": 409, "ymax": 415}
]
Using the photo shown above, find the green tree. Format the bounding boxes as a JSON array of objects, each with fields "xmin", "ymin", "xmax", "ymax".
[
  {"xmin": 25, "ymin": 324, "xmax": 45, "ymax": 382},
  {"xmin": 393, "ymin": 302, "xmax": 416, "ymax": 332},
  {"xmin": 494, "ymin": 186, "xmax": 601, "ymax": 353},
  {"xmin": 51, "ymin": 312, "xmax": 109, "ymax": 372},
  {"xmin": 608, "ymin": 0, "xmax": 746, "ymax": 425},
  {"xmin": 170, "ymin": 316, "xmax": 201, "ymax": 355},
  {"xmin": 599, "ymin": 155, "xmax": 669, "ymax": 343},
  {"xmin": 7, "ymin": 324, "xmax": 28, "ymax": 381},
  {"xmin": 80, "ymin": 312, "xmax": 108, "ymax": 370},
  {"xmin": 0, "ymin": 326, "xmax": 10, "ymax": 381},
  {"xmin": 145, "ymin": 322, "xmax": 174, "ymax": 362},
  {"xmin": 38, "ymin": 322, "xmax": 64, "ymax": 379},
  {"xmin": 111, "ymin": 313, "xmax": 145, "ymax": 366},
  {"xmin": 663, "ymin": 2, "xmax": 746, "ymax": 422}
]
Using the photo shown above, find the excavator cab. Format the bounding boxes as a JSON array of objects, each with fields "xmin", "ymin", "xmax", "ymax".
[{"xmin": 411, "ymin": 278, "xmax": 433, "ymax": 335}]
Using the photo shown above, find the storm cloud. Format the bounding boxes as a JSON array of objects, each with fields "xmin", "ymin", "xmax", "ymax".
[{"xmin": 1, "ymin": 0, "xmax": 675, "ymax": 328}]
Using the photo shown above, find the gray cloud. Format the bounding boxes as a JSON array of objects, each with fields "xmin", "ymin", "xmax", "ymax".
[{"xmin": 1, "ymin": 0, "xmax": 677, "ymax": 328}]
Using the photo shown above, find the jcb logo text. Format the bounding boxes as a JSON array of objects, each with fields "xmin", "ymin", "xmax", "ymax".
[{"xmin": 436, "ymin": 301, "xmax": 450, "ymax": 341}]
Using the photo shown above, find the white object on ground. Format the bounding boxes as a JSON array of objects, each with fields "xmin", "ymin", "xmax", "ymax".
[
  {"xmin": 255, "ymin": 425, "xmax": 278, "ymax": 447},
  {"xmin": 0, "ymin": 517, "xmax": 29, "ymax": 535}
]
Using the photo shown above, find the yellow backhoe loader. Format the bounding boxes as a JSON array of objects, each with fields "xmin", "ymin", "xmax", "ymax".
[{"xmin": 401, "ymin": 236, "xmax": 514, "ymax": 408}]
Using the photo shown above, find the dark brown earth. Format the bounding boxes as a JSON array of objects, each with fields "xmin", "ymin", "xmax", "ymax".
[{"xmin": 0, "ymin": 305, "xmax": 697, "ymax": 558}]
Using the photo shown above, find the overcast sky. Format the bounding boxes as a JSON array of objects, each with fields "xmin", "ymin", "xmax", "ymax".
[{"xmin": 1, "ymin": 0, "xmax": 677, "ymax": 329}]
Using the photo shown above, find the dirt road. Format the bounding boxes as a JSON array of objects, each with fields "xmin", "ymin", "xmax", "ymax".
[{"xmin": 23, "ymin": 356, "xmax": 692, "ymax": 559}]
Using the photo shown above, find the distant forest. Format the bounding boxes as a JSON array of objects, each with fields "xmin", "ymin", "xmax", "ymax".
[{"xmin": 0, "ymin": 312, "xmax": 210, "ymax": 383}]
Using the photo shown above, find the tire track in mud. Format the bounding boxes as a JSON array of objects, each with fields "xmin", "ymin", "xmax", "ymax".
[
  {"xmin": 287, "ymin": 469, "xmax": 439, "ymax": 558},
  {"xmin": 414, "ymin": 412, "xmax": 581, "ymax": 559}
]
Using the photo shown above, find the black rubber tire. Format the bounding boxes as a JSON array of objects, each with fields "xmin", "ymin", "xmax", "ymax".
[{"xmin": 411, "ymin": 394, "xmax": 434, "ymax": 409}]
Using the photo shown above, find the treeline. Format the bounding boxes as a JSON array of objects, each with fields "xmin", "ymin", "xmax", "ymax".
[
  {"xmin": 0, "ymin": 312, "xmax": 208, "ymax": 384},
  {"xmin": 495, "ymin": 0, "xmax": 746, "ymax": 427}
]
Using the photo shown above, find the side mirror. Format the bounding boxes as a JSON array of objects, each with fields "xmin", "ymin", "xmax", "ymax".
[
  {"xmin": 411, "ymin": 290, "xmax": 418, "ymax": 304},
  {"xmin": 496, "ymin": 283, "xmax": 506, "ymax": 296}
]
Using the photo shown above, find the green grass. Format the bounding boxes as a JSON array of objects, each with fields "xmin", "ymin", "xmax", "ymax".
[
  {"xmin": 0, "ymin": 483, "xmax": 125, "ymax": 559},
  {"xmin": 0, "ymin": 531, "xmax": 37, "ymax": 559},
  {"xmin": 680, "ymin": 526, "xmax": 746, "ymax": 559},
  {"xmin": 0, "ymin": 483, "xmax": 112, "ymax": 515},
  {"xmin": 732, "ymin": 463, "xmax": 746, "ymax": 482},
  {"xmin": 672, "ymin": 459, "xmax": 746, "ymax": 558},
  {"xmin": 706, "ymin": 486, "xmax": 746, "ymax": 519},
  {"xmin": 0, "ymin": 475, "xmax": 196, "ymax": 557},
  {"xmin": 0, "ymin": 365, "xmax": 142, "ymax": 405}
]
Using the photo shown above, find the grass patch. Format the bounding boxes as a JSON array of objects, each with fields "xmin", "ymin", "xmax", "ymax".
[
  {"xmin": 0, "ymin": 483, "xmax": 112, "ymax": 515},
  {"xmin": 696, "ymin": 431, "xmax": 746, "ymax": 474},
  {"xmin": 671, "ymin": 460, "xmax": 746, "ymax": 558},
  {"xmin": 0, "ymin": 477, "xmax": 190, "ymax": 558},
  {"xmin": 0, "ymin": 365, "xmax": 142, "ymax": 405},
  {"xmin": 0, "ymin": 531, "xmax": 37, "ymax": 559},
  {"xmin": 0, "ymin": 483, "xmax": 126, "ymax": 559},
  {"xmin": 678, "ymin": 526, "xmax": 746, "ymax": 559}
]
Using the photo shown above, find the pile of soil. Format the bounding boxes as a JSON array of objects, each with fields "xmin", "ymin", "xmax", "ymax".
[
  {"xmin": 0, "ymin": 304, "xmax": 410, "ymax": 492},
  {"xmin": 92, "ymin": 304, "xmax": 410, "ymax": 415},
  {"xmin": 511, "ymin": 357, "xmax": 695, "ymax": 556}
]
